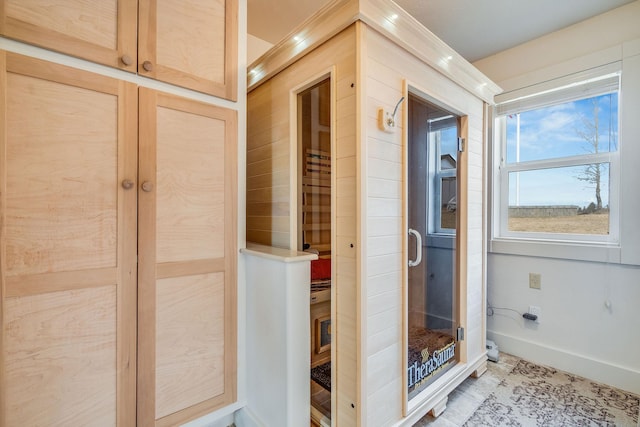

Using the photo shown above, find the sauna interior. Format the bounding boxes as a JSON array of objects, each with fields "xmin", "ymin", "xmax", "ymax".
[{"xmin": 298, "ymin": 79, "xmax": 333, "ymax": 425}]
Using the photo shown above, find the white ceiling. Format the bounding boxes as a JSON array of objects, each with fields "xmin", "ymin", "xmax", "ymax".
[{"xmin": 248, "ymin": 0, "xmax": 635, "ymax": 62}]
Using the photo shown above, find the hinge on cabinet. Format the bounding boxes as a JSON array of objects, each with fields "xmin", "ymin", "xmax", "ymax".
[
  {"xmin": 456, "ymin": 326, "xmax": 465, "ymax": 341},
  {"xmin": 457, "ymin": 137, "xmax": 465, "ymax": 153}
]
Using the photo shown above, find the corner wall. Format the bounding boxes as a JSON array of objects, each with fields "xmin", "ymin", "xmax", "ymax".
[{"xmin": 474, "ymin": 0, "xmax": 640, "ymax": 394}]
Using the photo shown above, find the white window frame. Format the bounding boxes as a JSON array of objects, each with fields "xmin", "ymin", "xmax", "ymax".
[
  {"xmin": 490, "ymin": 63, "xmax": 623, "ymax": 262},
  {"xmin": 428, "ymin": 116, "xmax": 457, "ymax": 236}
]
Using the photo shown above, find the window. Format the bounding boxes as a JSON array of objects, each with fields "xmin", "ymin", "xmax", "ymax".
[
  {"xmin": 493, "ymin": 65, "xmax": 620, "ymax": 245},
  {"xmin": 428, "ymin": 116, "xmax": 458, "ymax": 234}
]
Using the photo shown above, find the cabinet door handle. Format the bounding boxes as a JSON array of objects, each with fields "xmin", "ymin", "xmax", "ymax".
[
  {"xmin": 408, "ymin": 228, "xmax": 422, "ymax": 267},
  {"xmin": 121, "ymin": 179, "xmax": 135, "ymax": 190},
  {"xmin": 141, "ymin": 181, "xmax": 154, "ymax": 192},
  {"xmin": 142, "ymin": 61, "xmax": 153, "ymax": 72},
  {"xmin": 121, "ymin": 55, "xmax": 133, "ymax": 66}
]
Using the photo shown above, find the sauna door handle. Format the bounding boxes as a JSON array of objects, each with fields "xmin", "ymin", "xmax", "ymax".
[{"xmin": 408, "ymin": 228, "xmax": 422, "ymax": 267}]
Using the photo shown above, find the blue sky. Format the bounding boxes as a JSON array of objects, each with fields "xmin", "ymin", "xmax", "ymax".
[{"xmin": 505, "ymin": 92, "xmax": 618, "ymax": 208}]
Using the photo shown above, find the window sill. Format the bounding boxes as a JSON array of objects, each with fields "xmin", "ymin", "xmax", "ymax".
[{"xmin": 489, "ymin": 237, "xmax": 621, "ymax": 264}]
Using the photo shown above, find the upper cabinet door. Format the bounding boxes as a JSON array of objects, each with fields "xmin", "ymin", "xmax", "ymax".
[
  {"xmin": 0, "ymin": 0, "xmax": 138, "ymax": 72},
  {"xmin": 138, "ymin": 0, "xmax": 238, "ymax": 100}
]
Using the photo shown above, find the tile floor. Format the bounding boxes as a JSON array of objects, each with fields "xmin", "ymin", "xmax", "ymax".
[
  {"xmin": 313, "ymin": 352, "xmax": 639, "ymax": 427},
  {"xmin": 413, "ymin": 353, "xmax": 640, "ymax": 427},
  {"xmin": 412, "ymin": 352, "xmax": 521, "ymax": 426}
]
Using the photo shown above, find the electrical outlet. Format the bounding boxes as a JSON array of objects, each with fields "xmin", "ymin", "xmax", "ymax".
[
  {"xmin": 528, "ymin": 305, "xmax": 541, "ymax": 323},
  {"xmin": 529, "ymin": 273, "xmax": 541, "ymax": 290}
]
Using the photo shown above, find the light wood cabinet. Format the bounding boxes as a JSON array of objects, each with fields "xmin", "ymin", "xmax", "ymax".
[
  {"xmin": 0, "ymin": 0, "xmax": 137, "ymax": 70},
  {"xmin": 0, "ymin": 0, "xmax": 237, "ymax": 100},
  {"xmin": 137, "ymin": 89, "xmax": 237, "ymax": 425},
  {"xmin": 0, "ymin": 51, "xmax": 138, "ymax": 426},
  {"xmin": 138, "ymin": 0, "xmax": 237, "ymax": 100},
  {"xmin": 0, "ymin": 51, "xmax": 237, "ymax": 426}
]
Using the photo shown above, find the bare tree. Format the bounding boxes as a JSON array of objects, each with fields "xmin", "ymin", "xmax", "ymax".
[{"xmin": 575, "ymin": 98, "xmax": 607, "ymax": 210}]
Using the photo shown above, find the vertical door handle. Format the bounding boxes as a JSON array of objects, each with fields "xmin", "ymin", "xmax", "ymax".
[{"xmin": 408, "ymin": 228, "xmax": 422, "ymax": 267}]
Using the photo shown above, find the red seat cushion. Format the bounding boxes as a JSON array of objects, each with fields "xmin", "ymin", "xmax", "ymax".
[{"xmin": 311, "ymin": 258, "xmax": 331, "ymax": 280}]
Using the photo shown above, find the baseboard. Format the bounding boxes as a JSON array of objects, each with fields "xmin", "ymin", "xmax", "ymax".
[
  {"xmin": 233, "ymin": 407, "xmax": 266, "ymax": 427},
  {"xmin": 181, "ymin": 402, "xmax": 242, "ymax": 427},
  {"xmin": 488, "ymin": 330, "xmax": 640, "ymax": 395}
]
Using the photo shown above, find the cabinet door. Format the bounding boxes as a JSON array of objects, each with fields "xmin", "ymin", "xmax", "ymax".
[
  {"xmin": 0, "ymin": 0, "xmax": 137, "ymax": 71},
  {"xmin": 138, "ymin": 0, "xmax": 238, "ymax": 100},
  {"xmin": 138, "ymin": 88, "xmax": 237, "ymax": 426},
  {"xmin": 0, "ymin": 52, "xmax": 137, "ymax": 426}
]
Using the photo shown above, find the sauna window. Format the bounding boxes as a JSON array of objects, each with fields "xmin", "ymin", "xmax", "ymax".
[
  {"xmin": 299, "ymin": 79, "xmax": 331, "ymax": 256},
  {"xmin": 430, "ymin": 117, "xmax": 457, "ymax": 234},
  {"xmin": 299, "ymin": 78, "xmax": 332, "ymax": 425}
]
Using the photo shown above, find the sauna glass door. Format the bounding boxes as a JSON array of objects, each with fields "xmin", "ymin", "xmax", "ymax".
[{"xmin": 407, "ymin": 94, "xmax": 459, "ymax": 400}]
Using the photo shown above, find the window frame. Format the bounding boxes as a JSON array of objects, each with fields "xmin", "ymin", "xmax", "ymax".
[
  {"xmin": 490, "ymin": 63, "xmax": 623, "ymax": 261},
  {"xmin": 428, "ymin": 117, "xmax": 458, "ymax": 236}
]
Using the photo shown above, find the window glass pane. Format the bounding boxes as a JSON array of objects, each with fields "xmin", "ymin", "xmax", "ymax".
[
  {"xmin": 508, "ymin": 164, "xmax": 610, "ymax": 235},
  {"xmin": 439, "ymin": 126, "xmax": 457, "ymax": 170},
  {"xmin": 506, "ymin": 93, "xmax": 618, "ymax": 164},
  {"xmin": 441, "ymin": 177, "xmax": 456, "ymax": 230}
]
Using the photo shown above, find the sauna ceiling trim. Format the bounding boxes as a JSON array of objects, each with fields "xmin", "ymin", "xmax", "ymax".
[{"xmin": 247, "ymin": 0, "xmax": 502, "ymax": 103}]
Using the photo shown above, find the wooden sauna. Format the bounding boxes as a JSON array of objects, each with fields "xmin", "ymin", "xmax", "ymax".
[{"xmin": 246, "ymin": 0, "xmax": 501, "ymax": 425}]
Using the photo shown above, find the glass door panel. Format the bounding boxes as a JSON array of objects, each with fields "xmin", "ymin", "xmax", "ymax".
[{"xmin": 407, "ymin": 94, "xmax": 459, "ymax": 400}]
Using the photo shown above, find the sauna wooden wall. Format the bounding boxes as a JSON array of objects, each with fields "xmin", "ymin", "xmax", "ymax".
[
  {"xmin": 246, "ymin": 26, "xmax": 359, "ymax": 425},
  {"xmin": 361, "ymin": 26, "xmax": 486, "ymax": 426}
]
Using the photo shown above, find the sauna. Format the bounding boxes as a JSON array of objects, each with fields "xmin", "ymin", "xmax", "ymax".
[{"xmin": 245, "ymin": 0, "xmax": 501, "ymax": 425}]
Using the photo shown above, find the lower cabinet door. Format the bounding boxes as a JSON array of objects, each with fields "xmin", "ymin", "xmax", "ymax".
[
  {"xmin": 0, "ymin": 51, "xmax": 138, "ymax": 426},
  {"xmin": 137, "ymin": 88, "xmax": 237, "ymax": 426}
]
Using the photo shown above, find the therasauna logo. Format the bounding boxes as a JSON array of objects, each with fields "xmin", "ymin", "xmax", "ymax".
[{"xmin": 408, "ymin": 341, "xmax": 456, "ymax": 390}]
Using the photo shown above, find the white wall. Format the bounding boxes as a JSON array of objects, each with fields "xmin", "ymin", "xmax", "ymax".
[
  {"xmin": 247, "ymin": 34, "xmax": 273, "ymax": 65},
  {"xmin": 474, "ymin": 1, "xmax": 640, "ymax": 394},
  {"xmin": 240, "ymin": 246, "xmax": 315, "ymax": 427}
]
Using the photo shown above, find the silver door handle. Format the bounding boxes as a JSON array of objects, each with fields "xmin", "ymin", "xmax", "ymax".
[{"xmin": 408, "ymin": 228, "xmax": 422, "ymax": 267}]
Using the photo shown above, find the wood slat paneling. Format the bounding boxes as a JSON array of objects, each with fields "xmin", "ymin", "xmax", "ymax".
[
  {"xmin": 246, "ymin": 25, "xmax": 358, "ymax": 424},
  {"xmin": 363, "ymin": 27, "xmax": 486, "ymax": 425}
]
